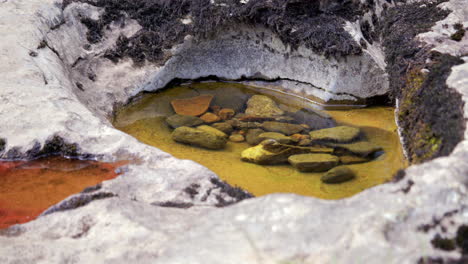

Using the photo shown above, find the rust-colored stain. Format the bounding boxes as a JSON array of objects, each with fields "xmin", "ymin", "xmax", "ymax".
[{"xmin": 0, "ymin": 157, "xmax": 125, "ymax": 229}]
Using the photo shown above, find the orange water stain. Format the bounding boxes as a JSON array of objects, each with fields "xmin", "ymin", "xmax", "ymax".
[{"xmin": 0, "ymin": 157, "xmax": 126, "ymax": 229}]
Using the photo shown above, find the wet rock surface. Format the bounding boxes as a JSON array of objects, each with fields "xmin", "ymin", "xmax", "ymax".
[
  {"xmin": 309, "ymin": 126, "xmax": 361, "ymax": 143},
  {"xmin": 172, "ymin": 126, "xmax": 227, "ymax": 150},
  {"xmin": 321, "ymin": 166, "xmax": 356, "ymax": 184},
  {"xmin": 288, "ymin": 153, "xmax": 340, "ymax": 173},
  {"xmin": 261, "ymin": 121, "xmax": 304, "ymax": 136},
  {"xmin": 245, "ymin": 95, "xmax": 284, "ymax": 117},
  {"xmin": 165, "ymin": 114, "xmax": 204, "ymax": 129}
]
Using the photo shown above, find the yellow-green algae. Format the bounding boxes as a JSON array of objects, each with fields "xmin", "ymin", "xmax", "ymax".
[{"xmin": 113, "ymin": 82, "xmax": 408, "ymax": 199}]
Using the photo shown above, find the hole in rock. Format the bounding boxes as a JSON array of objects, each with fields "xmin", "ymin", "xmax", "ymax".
[
  {"xmin": 113, "ymin": 81, "xmax": 408, "ymax": 199},
  {"xmin": 0, "ymin": 156, "xmax": 125, "ymax": 229}
]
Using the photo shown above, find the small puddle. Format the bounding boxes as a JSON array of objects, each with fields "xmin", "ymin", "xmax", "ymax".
[
  {"xmin": 114, "ymin": 82, "xmax": 407, "ymax": 199},
  {"xmin": 0, "ymin": 157, "xmax": 125, "ymax": 229}
]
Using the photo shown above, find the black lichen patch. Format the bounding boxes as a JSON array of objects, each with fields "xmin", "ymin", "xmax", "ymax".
[
  {"xmin": 73, "ymin": 0, "xmax": 364, "ymax": 66},
  {"xmin": 456, "ymin": 225, "xmax": 468, "ymax": 254},
  {"xmin": 26, "ymin": 135, "xmax": 94, "ymax": 160},
  {"xmin": 0, "ymin": 138, "xmax": 5, "ymax": 154},
  {"xmin": 418, "ymin": 256, "xmax": 468, "ymax": 264},
  {"xmin": 421, "ymin": 225, "xmax": 468, "ymax": 263},
  {"xmin": 81, "ymin": 183, "xmax": 103, "ymax": 193},
  {"xmin": 210, "ymin": 178, "xmax": 253, "ymax": 207},
  {"xmin": 379, "ymin": 1, "xmax": 465, "ymax": 163},
  {"xmin": 42, "ymin": 192, "xmax": 116, "ymax": 216},
  {"xmin": 184, "ymin": 183, "xmax": 200, "ymax": 199},
  {"xmin": 152, "ymin": 201, "xmax": 194, "ymax": 209},
  {"xmin": 451, "ymin": 23, "xmax": 466, "ymax": 41},
  {"xmin": 431, "ymin": 234, "xmax": 456, "ymax": 251},
  {"xmin": 392, "ymin": 169, "xmax": 406, "ymax": 182},
  {"xmin": 417, "ymin": 210, "xmax": 459, "ymax": 233}
]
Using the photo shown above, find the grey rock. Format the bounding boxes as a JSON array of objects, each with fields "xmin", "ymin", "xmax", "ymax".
[
  {"xmin": 166, "ymin": 114, "xmax": 204, "ymax": 129},
  {"xmin": 211, "ymin": 122, "xmax": 234, "ymax": 134},
  {"xmin": 245, "ymin": 95, "xmax": 284, "ymax": 117},
  {"xmin": 261, "ymin": 121, "xmax": 304, "ymax": 135},
  {"xmin": 258, "ymin": 132, "xmax": 293, "ymax": 144},
  {"xmin": 172, "ymin": 126, "xmax": 227, "ymax": 150},
  {"xmin": 290, "ymin": 108, "xmax": 337, "ymax": 130},
  {"xmin": 321, "ymin": 166, "xmax": 356, "ymax": 183},
  {"xmin": 288, "ymin": 153, "xmax": 340, "ymax": 172},
  {"xmin": 309, "ymin": 126, "xmax": 361, "ymax": 143},
  {"xmin": 245, "ymin": 128, "xmax": 265, "ymax": 145}
]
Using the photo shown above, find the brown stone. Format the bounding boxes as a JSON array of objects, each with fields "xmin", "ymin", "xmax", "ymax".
[
  {"xmin": 218, "ymin": 108, "xmax": 235, "ymax": 120},
  {"xmin": 171, "ymin": 95, "xmax": 213, "ymax": 116},
  {"xmin": 229, "ymin": 134, "xmax": 245, "ymax": 143},
  {"xmin": 200, "ymin": 112, "xmax": 221, "ymax": 123},
  {"xmin": 210, "ymin": 105, "xmax": 222, "ymax": 115},
  {"xmin": 291, "ymin": 134, "xmax": 309, "ymax": 141},
  {"xmin": 298, "ymin": 138, "xmax": 312, "ymax": 146}
]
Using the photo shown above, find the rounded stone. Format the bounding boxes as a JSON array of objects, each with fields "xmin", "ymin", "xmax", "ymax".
[
  {"xmin": 245, "ymin": 95, "xmax": 284, "ymax": 117},
  {"xmin": 211, "ymin": 122, "xmax": 234, "ymax": 134},
  {"xmin": 229, "ymin": 134, "xmax": 245, "ymax": 143},
  {"xmin": 200, "ymin": 112, "xmax": 221, "ymax": 123},
  {"xmin": 309, "ymin": 126, "xmax": 361, "ymax": 143},
  {"xmin": 321, "ymin": 166, "xmax": 356, "ymax": 184},
  {"xmin": 261, "ymin": 121, "xmax": 304, "ymax": 135},
  {"xmin": 288, "ymin": 154, "xmax": 339, "ymax": 172},
  {"xmin": 172, "ymin": 126, "xmax": 227, "ymax": 150},
  {"xmin": 218, "ymin": 108, "xmax": 235, "ymax": 120},
  {"xmin": 246, "ymin": 128, "xmax": 265, "ymax": 145},
  {"xmin": 258, "ymin": 132, "xmax": 293, "ymax": 144},
  {"xmin": 166, "ymin": 114, "xmax": 204, "ymax": 129},
  {"xmin": 196, "ymin": 125, "xmax": 228, "ymax": 139}
]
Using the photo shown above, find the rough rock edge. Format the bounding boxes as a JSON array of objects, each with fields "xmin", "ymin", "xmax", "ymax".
[
  {"xmin": 377, "ymin": 0, "xmax": 465, "ymax": 163},
  {"xmin": 73, "ymin": 0, "xmax": 364, "ymax": 65}
]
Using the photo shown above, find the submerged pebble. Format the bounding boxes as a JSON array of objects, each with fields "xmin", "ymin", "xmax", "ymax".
[
  {"xmin": 321, "ymin": 166, "xmax": 356, "ymax": 184},
  {"xmin": 172, "ymin": 126, "xmax": 227, "ymax": 150}
]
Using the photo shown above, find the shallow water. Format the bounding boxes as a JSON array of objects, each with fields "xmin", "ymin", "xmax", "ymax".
[
  {"xmin": 0, "ymin": 157, "xmax": 124, "ymax": 229},
  {"xmin": 114, "ymin": 82, "xmax": 407, "ymax": 199}
]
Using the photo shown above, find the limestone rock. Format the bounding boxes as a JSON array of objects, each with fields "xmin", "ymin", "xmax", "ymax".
[
  {"xmin": 321, "ymin": 166, "xmax": 356, "ymax": 183},
  {"xmin": 261, "ymin": 121, "xmax": 304, "ymax": 135},
  {"xmin": 290, "ymin": 108, "xmax": 336, "ymax": 130},
  {"xmin": 245, "ymin": 128, "xmax": 265, "ymax": 145},
  {"xmin": 166, "ymin": 114, "xmax": 204, "ymax": 128},
  {"xmin": 258, "ymin": 132, "xmax": 293, "ymax": 144},
  {"xmin": 245, "ymin": 95, "xmax": 284, "ymax": 117},
  {"xmin": 229, "ymin": 134, "xmax": 245, "ymax": 143},
  {"xmin": 288, "ymin": 153, "xmax": 339, "ymax": 172},
  {"xmin": 200, "ymin": 112, "xmax": 221, "ymax": 123},
  {"xmin": 172, "ymin": 126, "xmax": 227, "ymax": 150},
  {"xmin": 332, "ymin": 141, "xmax": 383, "ymax": 157},
  {"xmin": 170, "ymin": 95, "xmax": 213, "ymax": 116},
  {"xmin": 309, "ymin": 126, "xmax": 361, "ymax": 143},
  {"xmin": 241, "ymin": 140, "xmax": 333, "ymax": 165},
  {"xmin": 196, "ymin": 125, "xmax": 228, "ymax": 139},
  {"xmin": 218, "ymin": 108, "xmax": 235, "ymax": 120},
  {"xmin": 211, "ymin": 122, "xmax": 234, "ymax": 134}
]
